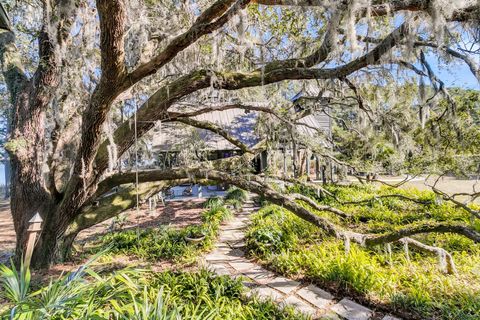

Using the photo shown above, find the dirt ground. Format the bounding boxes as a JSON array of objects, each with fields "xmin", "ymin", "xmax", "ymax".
[
  {"xmin": 401, "ymin": 175, "xmax": 479, "ymax": 197},
  {"xmin": 0, "ymin": 199, "xmax": 205, "ymax": 264},
  {"xmin": 0, "ymin": 200, "xmax": 15, "ymax": 261}
]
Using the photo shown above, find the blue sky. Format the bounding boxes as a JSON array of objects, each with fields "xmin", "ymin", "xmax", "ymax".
[{"xmin": 432, "ymin": 58, "xmax": 479, "ymax": 89}]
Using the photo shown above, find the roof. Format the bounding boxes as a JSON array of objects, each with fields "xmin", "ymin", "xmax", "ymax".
[
  {"xmin": 290, "ymin": 86, "xmax": 332, "ymax": 103},
  {"xmin": 152, "ymin": 106, "xmax": 331, "ymax": 152},
  {"xmin": 152, "ymin": 108, "xmax": 259, "ymax": 152}
]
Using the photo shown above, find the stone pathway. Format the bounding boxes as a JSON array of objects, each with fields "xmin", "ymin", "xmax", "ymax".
[{"xmin": 202, "ymin": 199, "xmax": 401, "ymax": 320}]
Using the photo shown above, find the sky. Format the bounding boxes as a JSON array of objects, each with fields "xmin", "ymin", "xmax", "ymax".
[{"xmin": 433, "ymin": 58, "xmax": 480, "ymax": 89}]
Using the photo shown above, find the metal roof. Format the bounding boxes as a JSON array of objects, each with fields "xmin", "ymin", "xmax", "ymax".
[{"xmin": 152, "ymin": 107, "xmax": 331, "ymax": 152}]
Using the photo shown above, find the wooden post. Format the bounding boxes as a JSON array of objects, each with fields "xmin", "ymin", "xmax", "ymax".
[
  {"xmin": 24, "ymin": 212, "xmax": 43, "ymax": 268},
  {"xmin": 305, "ymin": 151, "xmax": 311, "ymax": 180}
]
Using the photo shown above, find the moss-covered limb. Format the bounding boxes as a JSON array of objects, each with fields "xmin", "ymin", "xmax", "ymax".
[
  {"xmin": 431, "ymin": 186, "xmax": 480, "ymax": 220},
  {"xmin": 399, "ymin": 237, "xmax": 457, "ymax": 274},
  {"xmin": 63, "ymin": 182, "xmax": 168, "ymax": 242},
  {"xmin": 94, "ymin": 167, "xmax": 480, "ymax": 274},
  {"xmin": 173, "ymin": 117, "xmax": 253, "ymax": 154},
  {"xmin": 99, "ymin": 168, "xmax": 480, "ymax": 245},
  {"xmin": 291, "ymin": 193, "xmax": 352, "ymax": 220},
  {"xmin": 126, "ymin": 0, "xmax": 250, "ymax": 86},
  {"xmin": 253, "ymin": 0, "xmax": 479, "ymax": 22},
  {"xmin": 168, "ymin": 103, "xmax": 294, "ymax": 126}
]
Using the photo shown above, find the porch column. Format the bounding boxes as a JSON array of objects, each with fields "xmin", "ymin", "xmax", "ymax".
[{"xmin": 305, "ymin": 150, "xmax": 311, "ymax": 180}]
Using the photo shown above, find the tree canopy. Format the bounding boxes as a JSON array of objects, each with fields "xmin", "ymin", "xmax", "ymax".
[{"xmin": 0, "ymin": 0, "xmax": 479, "ymax": 267}]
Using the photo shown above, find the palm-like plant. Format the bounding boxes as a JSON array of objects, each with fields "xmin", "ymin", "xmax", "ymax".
[{"xmin": 0, "ymin": 260, "xmax": 30, "ymax": 304}]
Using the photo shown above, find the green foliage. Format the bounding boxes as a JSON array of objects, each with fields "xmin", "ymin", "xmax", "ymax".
[
  {"xmin": 333, "ymin": 86, "xmax": 480, "ymax": 175},
  {"xmin": 204, "ymin": 196, "xmax": 224, "ymax": 209},
  {"xmin": 92, "ymin": 205, "xmax": 232, "ymax": 263},
  {"xmin": 0, "ymin": 263, "xmax": 308, "ymax": 320},
  {"xmin": 226, "ymin": 187, "xmax": 248, "ymax": 203},
  {"xmin": 225, "ymin": 187, "xmax": 248, "ymax": 210},
  {"xmin": 0, "ymin": 260, "xmax": 30, "ymax": 304},
  {"xmin": 246, "ymin": 185, "xmax": 480, "ymax": 320}
]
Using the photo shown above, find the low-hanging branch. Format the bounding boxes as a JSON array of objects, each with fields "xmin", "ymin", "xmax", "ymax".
[
  {"xmin": 99, "ymin": 168, "xmax": 480, "ymax": 244},
  {"xmin": 171, "ymin": 117, "xmax": 253, "ymax": 154},
  {"xmin": 291, "ymin": 193, "xmax": 352, "ymax": 220},
  {"xmin": 431, "ymin": 186, "xmax": 480, "ymax": 220}
]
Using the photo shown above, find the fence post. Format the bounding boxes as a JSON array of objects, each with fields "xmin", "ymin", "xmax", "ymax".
[{"xmin": 24, "ymin": 212, "xmax": 43, "ymax": 268}]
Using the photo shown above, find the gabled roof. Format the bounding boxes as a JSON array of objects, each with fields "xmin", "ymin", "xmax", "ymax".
[
  {"xmin": 152, "ymin": 108, "xmax": 259, "ymax": 152},
  {"xmin": 152, "ymin": 106, "xmax": 331, "ymax": 152}
]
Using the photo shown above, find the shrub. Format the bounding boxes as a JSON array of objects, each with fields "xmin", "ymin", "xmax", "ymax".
[
  {"xmin": 0, "ymin": 262, "xmax": 308, "ymax": 320},
  {"xmin": 203, "ymin": 196, "xmax": 224, "ymax": 209},
  {"xmin": 225, "ymin": 187, "xmax": 248, "ymax": 203},
  {"xmin": 92, "ymin": 203, "xmax": 232, "ymax": 263}
]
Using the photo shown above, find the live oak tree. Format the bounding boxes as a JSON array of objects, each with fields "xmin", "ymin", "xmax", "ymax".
[{"xmin": 0, "ymin": 0, "xmax": 479, "ymax": 268}]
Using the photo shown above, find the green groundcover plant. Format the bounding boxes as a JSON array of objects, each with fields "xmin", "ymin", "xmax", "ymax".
[
  {"xmin": 89, "ymin": 198, "xmax": 236, "ymax": 263},
  {"xmin": 246, "ymin": 184, "xmax": 480, "ymax": 320},
  {"xmin": 0, "ymin": 259, "xmax": 308, "ymax": 320}
]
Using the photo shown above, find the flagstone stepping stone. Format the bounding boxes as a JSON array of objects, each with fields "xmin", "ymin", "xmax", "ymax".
[
  {"xmin": 229, "ymin": 260, "xmax": 258, "ymax": 272},
  {"xmin": 297, "ymin": 285, "xmax": 335, "ymax": 309},
  {"xmin": 321, "ymin": 311, "xmax": 342, "ymax": 319},
  {"xmin": 204, "ymin": 251, "xmax": 229, "ymax": 262},
  {"xmin": 208, "ymin": 263, "xmax": 230, "ymax": 276},
  {"xmin": 220, "ymin": 221, "xmax": 245, "ymax": 230},
  {"xmin": 241, "ymin": 266, "xmax": 275, "ymax": 284},
  {"xmin": 249, "ymin": 285, "xmax": 284, "ymax": 301},
  {"xmin": 282, "ymin": 295, "xmax": 317, "ymax": 316},
  {"xmin": 219, "ymin": 233, "xmax": 242, "ymax": 242},
  {"xmin": 331, "ymin": 298, "xmax": 373, "ymax": 320},
  {"xmin": 268, "ymin": 276, "xmax": 301, "ymax": 295}
]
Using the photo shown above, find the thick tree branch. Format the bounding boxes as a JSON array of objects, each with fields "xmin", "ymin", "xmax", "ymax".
[
  {"xmin": 254, "ymin": 0, "xmax": 479, "ymax": 22},
  {"xmin": 400, "ymin": 237, "xmax": 456, "ymax": 274},
  {"xmin": 100, "ymin": 168, "xmax": 480, "ymax": 245},
  {"xmin": 125, "ymin": 0, "xmax": 251, "ymax": 87},
  {"xmin": 96, "ymin": 0, "xmax": 127, "ymax": 84},
  {"xmin": 292, "ymin": 193, "xmax": 352, "ymax": 219},
  {"xmin": 170, "ymin": 102, "xmax": 290, "ymax": 124},
  {"xmin": 61, "ymin": 181, "xmax": 175, "ymax": 257},
  {"xmin": 94, "ymin": 22, "xmax": 409, "ymax": 177}
]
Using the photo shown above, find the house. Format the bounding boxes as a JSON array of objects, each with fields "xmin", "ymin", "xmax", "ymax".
[{"xmin": 149, "ymin": 91, "xmax": 335, "ymax": 181}]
